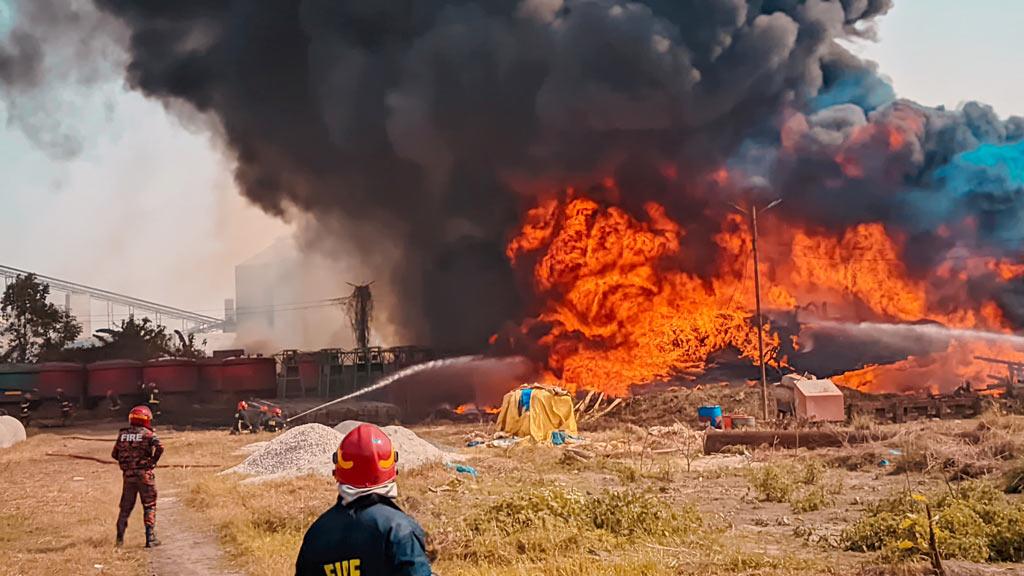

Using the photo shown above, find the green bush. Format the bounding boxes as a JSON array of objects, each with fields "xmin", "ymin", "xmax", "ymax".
[
  {"xmin": 747, "ymin": 460, "xmax": 837, "ymax": 513},
  {"xmin": 842, "ymin": 481, "xmax": 1024, "ymax": 563},
  {"xmin": 747, "ymin": 464, "xmax": 796, "ymax": 503}
]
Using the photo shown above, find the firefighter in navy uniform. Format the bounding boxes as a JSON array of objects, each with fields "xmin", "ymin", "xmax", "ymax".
[
  {"xmin": 263, "ymin": 407, "xmax": 287, "ymax": 432},
  {"xmin": 19, "ymin": 392, "xmax": 34, "ymax": 426},
  {"xmin": 112, "ymin": 405, "xmax": 164, "ymax": 547},
  {"xmin": 146, "ymin": 382, "xmax": 161, "ymax": 419},
  {"xmin": 231, "ymin": 400, "xmax": 252, "ymax": 434},
  {"xmin": 56, "ymin": 388, "xmax": 73, "ymax": 426},
  {"xmin": 295, "ymin": 423, "xmax": 432, "ymax": 576}
]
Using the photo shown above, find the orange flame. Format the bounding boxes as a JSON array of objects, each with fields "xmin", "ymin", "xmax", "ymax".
[{"xmin": 508, "ymin": 187, "xmax": 1021, "ymax": 397}]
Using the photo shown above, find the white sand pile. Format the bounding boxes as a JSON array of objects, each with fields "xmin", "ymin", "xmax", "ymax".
[
  {"xmin": 227, "ymin": 421, "xmax": 454, "ymax": 484},
  {"xmin": 0, "ymin": 415, "xmax": 27, "ymax": 449}
]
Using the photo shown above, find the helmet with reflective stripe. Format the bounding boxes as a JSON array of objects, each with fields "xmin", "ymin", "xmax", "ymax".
[
  {"xmin": 332, "ymin": 423, "xmax": 397, "ymax": 488},
  {"xmin": 129, "ymin": 405, "xmax": 153, "ymax": 428}
]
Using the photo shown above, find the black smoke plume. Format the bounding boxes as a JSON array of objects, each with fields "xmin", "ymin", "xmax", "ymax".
[{"xmin": 8, "ymin": 0, "xmax": 1024, "ymax": 348}]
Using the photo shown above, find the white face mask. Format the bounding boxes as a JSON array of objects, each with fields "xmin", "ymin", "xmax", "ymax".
[{"xmin": 338, "ymin": 480, "xmax": 398, "ymax": 506}]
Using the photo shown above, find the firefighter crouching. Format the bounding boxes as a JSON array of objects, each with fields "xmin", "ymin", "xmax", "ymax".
[
  {"xmin": 112, "ymin": 405, "xmax": 164, "ymax": 547},
  {"xmin": 231, "ymin": 400, "xmax": 254, "ymax": 435},
  {"xmin": 295, "ymin": 423, "xmax": 432, "ymax": 576},
  {"xmin": 263, "ymin": 407, "xmax": 287, "ymax": 433}
]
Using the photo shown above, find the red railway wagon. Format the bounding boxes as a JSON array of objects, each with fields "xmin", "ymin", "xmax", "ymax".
[
  {"xmin": 86, "ymin": 360, "xmax": 143, "ymax": 398},
  {"xmin": 142, "ymin": 358, "xmax": 199, "ymax": 394},
  {"xmin": 220, "ymin": 357, "xmax": 277, "ymax": 395},
  {"xmin": 198, "ymin": 357, "xmax": 224, "ymax": 392},
  {"xmin": 36, "ymin": 362, "xmax": 86, "ymax": 399},
  {"xmin": 298, "ymin": 353, "xmax": 320, "ymax": 393}
]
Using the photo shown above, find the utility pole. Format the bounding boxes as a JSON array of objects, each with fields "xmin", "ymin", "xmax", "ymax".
[{"xmin": 731, "ymin": 198, "xmax": 782, "ymax": 422}]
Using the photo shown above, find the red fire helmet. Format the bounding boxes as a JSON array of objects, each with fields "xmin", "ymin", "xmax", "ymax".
[
  {"xmin": 237, "ymin": 400, "xmax": 248, "ymax": 411},
  {"xmin": 259, "ymin": 405, "xmax": 269, "ymax": 413},
  {"xmin": 129, "ymin": 405, "xmax": 153, "ymax": 428},
  {"xmin": 332, "ymin": 424, "xmax": 398, "ymax": 489},
  {"xmin": 271, "ymin": 407, "xmax": 282, "ymax": 417}
]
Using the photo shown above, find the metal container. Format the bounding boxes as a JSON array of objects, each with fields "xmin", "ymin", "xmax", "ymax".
[
  {"xmin": 36, "ymin": 362, "xmax": 86, "ymax": 399},
  {"xmin": 142, "ymin": 358, "xmax": 199, "ymax": 394},
  {"xmin": 198, "ymin": 358, "xmax": 224, "ymax": 392},
  {"xmin": 731, "ymin": 415, "xmax": 756, "ymax": 429},
  {"xmin": 0, "ymin": 364, "xmax": 39, "ymax": 399},
  {"xmin": 298, "ymin": 353, "xmax": 321, "ymax": 392},
  {"xmin": 86, "ymin": 360, "xmax": 143, "ymax": 398},
  {"xmin": 221, "ymin": 357, "xmax": 277, "ymax": 395}
]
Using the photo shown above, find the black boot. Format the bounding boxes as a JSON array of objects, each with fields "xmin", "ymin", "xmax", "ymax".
[
  {"xmin": 115, "ymin": 531, "xmax": 124, "ymax": 548},
  {"xmin": 145, "ymin": 526, "xmax": 161, "ymax": 548}
]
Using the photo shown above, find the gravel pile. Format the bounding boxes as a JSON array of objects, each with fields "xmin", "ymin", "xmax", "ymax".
[
  {"xmin": 0, "ymin": 415, "xmax": 27, "ymax": 449},
  {"xmin": 225, "ymin": 421, "xmax": 455, "ymax": 484},
  {"xmin": 225, "ymin": 424, "xmax": 343, "ymax": 483},
  {"xmin": 334, "ymin": 420, "xmax": 455, "ymax": 471}
]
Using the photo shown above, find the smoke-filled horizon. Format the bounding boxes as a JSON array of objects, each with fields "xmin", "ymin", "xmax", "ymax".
[{"xmin": 4, "ymin": 0, "xmax": 1024, "ymax": 353}]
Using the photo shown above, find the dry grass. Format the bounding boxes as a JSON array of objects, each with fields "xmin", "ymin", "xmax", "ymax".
[
  {"xmin": 182, "ymin": 425, "xmax": 843, "ymax": 576},
  {"xmin": 185, "ymin": 473, "xmax": 336, "ymax": 576},
  {"xmin": 10, "ymin": 416, "xmax": 1024, "ymax": 576},
  {"xmin": 0, "ymin": 429, "xmax": 148, "ymax": 575}
]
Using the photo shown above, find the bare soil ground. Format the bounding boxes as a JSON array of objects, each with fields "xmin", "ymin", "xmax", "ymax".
[{"xmin": 3, "ymin": 412, "xmax": 1024, "ymax": 576}]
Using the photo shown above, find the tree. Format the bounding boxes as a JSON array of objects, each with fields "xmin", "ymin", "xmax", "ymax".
[
  {"xmin": 0, "ymin": 274, "xmax": 83, "ymax": 363},
  {"xmin": 173, "ymin": 329, "xmax": 207, "ymax": 359},
  {"xmin": 91, "ymin": 315, "xmax": 173, "ymax": 360}
]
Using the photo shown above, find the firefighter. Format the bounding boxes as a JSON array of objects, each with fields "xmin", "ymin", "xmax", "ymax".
[
  {"xmin": 146, "ymin": 382, "xmax": 161, "ymax": 418},
  {"xmin": 258, "ymin": 403, "xmax": 270, "ymax": 430},
  {"xmin": 112, "ymin": 405, "xmax": 163, "ymax": 548},
  {"xmin": 231, "ymin": 400, "xmax": 252, "ymax": 435},
  {"xmin": 19, "ymin": 392, "xmax": 34, "ymax": 426},
  {"xmin": 294, "ymin": 423, "xmax": 432, "ymax": 576},
  {"xmin": 263, "ymin": 407, "xmax": 287, "ymax": 433},
  {"xmin": 56, "ymin": 388, "xmax": 73, "ymax": 426}
]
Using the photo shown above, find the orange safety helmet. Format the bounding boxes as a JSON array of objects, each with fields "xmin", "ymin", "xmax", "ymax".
[
  {"xmin": 129, "ymin": 405, "xmax": 153, "ymax": 428},
  {"xmin": 332, "ymin": 424, "xmax": 398, "ymax": 488}
]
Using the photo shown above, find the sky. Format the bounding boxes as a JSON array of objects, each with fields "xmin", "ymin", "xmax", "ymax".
[{"xmin": 0, "ymin": 0, "xmax": 1022, "ymax": 318}]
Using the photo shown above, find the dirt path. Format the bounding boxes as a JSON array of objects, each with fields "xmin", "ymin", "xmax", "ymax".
[{"xmin": 148, "ymin": 487, "xmax": 243, "ymax": 576}]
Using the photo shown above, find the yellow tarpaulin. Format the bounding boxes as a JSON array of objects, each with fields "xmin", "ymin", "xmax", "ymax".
[{"xmin": 495, "ymin": 384, "xmax": 578, "ymax": 442}]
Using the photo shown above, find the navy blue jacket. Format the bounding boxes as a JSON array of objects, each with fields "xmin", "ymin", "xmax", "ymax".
[{"xmin": 295, "ymin": 494, "xmax": 432, "ymax": 576}]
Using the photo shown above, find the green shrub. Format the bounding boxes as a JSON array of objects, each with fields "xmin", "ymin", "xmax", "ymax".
[
  {"xmin": 790, "ymin": 484, "xmax": 832, "ymax": 513},
  {"xmin": 842, "ymin": 481, "xmax": 1024, "ymax": 563},
  {"xmin": 747, "ymin": 460, "xmax": 837, "ymax": 513},
  {"xmin": 747, "ymin": 464, "xmax": 796, "ymax": 503}
]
